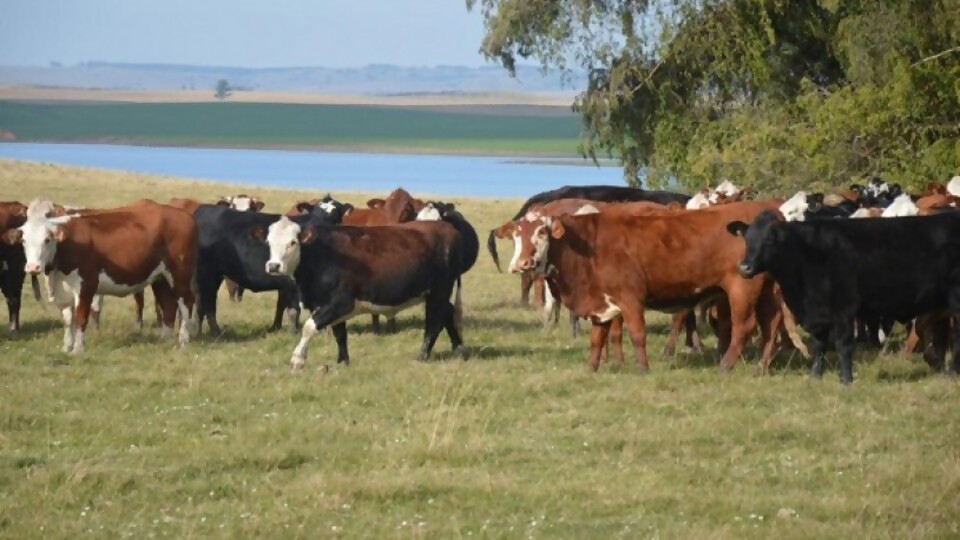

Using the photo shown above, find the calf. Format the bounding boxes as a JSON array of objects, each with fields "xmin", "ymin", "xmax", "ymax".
[
  {"xmin": 0, "ymin": 201, "xmax": 41, "ymax": 332},
  {"xmin": 263, "ymin": 216, "xmax": 468, "ymax": 368},
  {"xmin": 3, "ymin": 199, "xmax": 198, "ymax": 352},
  {"xmin": 728, "ymin": 210, "xmax": 960, "ymax": 383},
  {"xmin": 505, "ymin": 201, "xmax": 785, "ymax": 372},
  {"xmin": 190, "ymin": 196, "xmax": 351, "ymax": 335}
]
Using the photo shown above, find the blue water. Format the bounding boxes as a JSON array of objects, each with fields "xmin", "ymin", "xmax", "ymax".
[{"xmin": 0, "ymin": 143, "xmax": 625, "ymax": 198}]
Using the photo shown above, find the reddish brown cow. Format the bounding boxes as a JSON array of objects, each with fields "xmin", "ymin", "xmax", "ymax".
[
  {"xmin": 501, "ymin": 201, "xmax": 787, "ymax": 372},
  {"xmin": 3, "ymin": 199, "xmax": 198, "ymax": 353}
]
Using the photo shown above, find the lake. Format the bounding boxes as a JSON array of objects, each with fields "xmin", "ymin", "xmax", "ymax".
[{"xmin": 0, "ymin": 143, "xmax": 625, "ymax": 198}]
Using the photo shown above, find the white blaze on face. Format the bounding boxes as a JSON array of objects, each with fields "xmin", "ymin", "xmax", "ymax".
[
  {"xmin": 317, "ymin": 199, "xmax": 338, "ymax": 216},
  {"xmin": 416, "ymin": 204, "xmax": 442, "ymax": 221},
  {"xmin": 231, "ymin": 196, "xmax": 253, "ymax": 212},
  {"xmin": 265, "ymin": 217, "xmax": 302, "ymax": 275},
  {"xmin": 778, "ymin": 191, "xmax": 809, "ymax": 222},
  {"xmin": 508, "ymin": 218, "xmax": 551, "ymax": 273},
  {"xmin": 686, "ymin": 192, "xmax": 710, "ymax": 210},
  {"xmin": 947, "ymin": 176, "xmax": 960, "ymax": 197},
  {"xmin": 881, "ymin": 194, "xmax": 919, "ymax": 217}
]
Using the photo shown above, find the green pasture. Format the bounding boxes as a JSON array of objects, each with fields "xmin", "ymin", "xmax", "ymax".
[
  {"xmin": 0, "ymin": 101, "xmax": 581, "ymax": 156},
  {"xmin": 0, "ymin": 159, "xmax": 958, "ymax": 539}
]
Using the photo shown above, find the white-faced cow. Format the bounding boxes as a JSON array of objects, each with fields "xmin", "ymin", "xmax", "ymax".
[{"xmin": 3, "ymin": 199, "xmax": 198, "ymax": 352}]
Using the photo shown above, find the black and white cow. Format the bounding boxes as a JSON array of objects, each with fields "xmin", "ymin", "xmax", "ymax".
[
  {"xmin": 192, "ymin": 197, "xmax": 351, "ymax": 335},
  {"xmin": 727, "ymin": 210, "xmax": 960, "ymax": 383},
  {"xmin": 263, "ymin": 216, "xmax": 469, "ymax": 368}
]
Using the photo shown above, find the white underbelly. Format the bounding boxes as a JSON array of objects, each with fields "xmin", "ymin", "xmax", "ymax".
[
  {"xmin": 354, "ymin": 296, "xmax": 425, "ymax": 317},
  {"xmin": 97, "ymin": 263, "xmax": 170, "ymax": 297}
]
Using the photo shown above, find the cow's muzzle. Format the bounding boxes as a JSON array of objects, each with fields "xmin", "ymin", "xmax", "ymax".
[
  {"xmin": 24, "ymin": 263, "xmax": 42, "ymax": 275},
  {"xmin": 265, "ymin": 262, "xmax": 283, "ymax": 275},
  {"xmin": 737, "ymin": 263, "xmax": 756, "ymax": 278},
  {"xmin": 510, "ymin": 258, "xmax": 535, "ymax": 274}
]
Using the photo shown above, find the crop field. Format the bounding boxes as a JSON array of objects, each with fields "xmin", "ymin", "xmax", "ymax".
[
  {"xmin": 0, "ymin": 101, "xmax": 581, "ymax": 156},
  {"xmin": 1, "ymin": 159, "xmax": 959, "ymax": 538}
]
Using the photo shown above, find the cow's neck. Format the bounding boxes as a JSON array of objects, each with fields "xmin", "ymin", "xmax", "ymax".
[{"xmin": 545, "ymin": 217, "xmax": 594, "ymax": 308}]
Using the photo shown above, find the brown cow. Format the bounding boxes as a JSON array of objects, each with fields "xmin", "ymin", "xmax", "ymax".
[
  {"xmin": 502, "ymin": 201, "xmax": 787, "ymax": 372},
  {"xmin": 2, "ymin": 199, "xmax": 198, "ymax": 353}
]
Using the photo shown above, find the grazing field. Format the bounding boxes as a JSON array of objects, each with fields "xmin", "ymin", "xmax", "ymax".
[
  {"xmin": 1, "ymin": 159, "xmax": 959, "ymax": 539},
  {"xmin": 0, "ymin": 100, "xmax": 581, "ymax": 156}
]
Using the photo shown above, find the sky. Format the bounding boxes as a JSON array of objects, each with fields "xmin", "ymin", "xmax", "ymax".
[{"xmin": 0, "ymin": 0, "xmax": 491, "ymax": 68}]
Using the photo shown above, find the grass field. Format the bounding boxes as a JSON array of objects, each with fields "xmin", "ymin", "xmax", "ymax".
[
  {"xmin": 0, "ymin": 100, "xmax": 581, "ymax": 156},
  {"xmin": 1, "ymin": 159, "xmax": 959, "ymax": 539}
]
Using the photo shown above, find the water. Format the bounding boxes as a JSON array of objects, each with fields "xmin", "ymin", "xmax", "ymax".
[{"xmin": 0, "ymin": 143, "xmax": 625, "ymax": 198}]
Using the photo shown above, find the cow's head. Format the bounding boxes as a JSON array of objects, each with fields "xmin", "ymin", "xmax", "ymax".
[
  {"xmin": 311, "ymin": 194, "xmax": 352, "ymax": 225},
  {"xmin": 384, "ymin": 188, "xmax": 420, "ymax": 223},
  {"xmin": 219, "ymin": 195, "xmax": 265, "ymax": 212},
  {"xmin": 416, "ymin": 201, "xmax": 456, "ymax": 221},
  {"xmin": 263, "ymin": 216, "xmax": 313, "ymax": 276},
  {"xmin": 778, "ymin": 191, "xmax": 809, "ymax": 221},
  {"xmin": 726, "ymin": 210, "xmax": 785, "ymax": 278},
  {"xmin": 498, "ymin": 213, "xmax": 564, "ymax": 274}
]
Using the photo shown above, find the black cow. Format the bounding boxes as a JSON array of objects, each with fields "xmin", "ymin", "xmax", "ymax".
[
  {"xmin": 0, "ymin": 202, "xmax": 41, "ymax": 332},
  {"xmin": 487, "ymin": 185, "xmax": 690, "ymax": 272},
  {"xmin": 192, "ymin": 196, "xmax": 351, "ymax": 335},
  {"xmin": 417, "ymin": 201, "xmax": 479, "ymax": 274},
  {"xmin": 727, "ymin": 210, "xmax": 960, "ymax": 383},
  {"xmin": 263, "ymin": 216, "xmax": 468, "ymax": 368}
]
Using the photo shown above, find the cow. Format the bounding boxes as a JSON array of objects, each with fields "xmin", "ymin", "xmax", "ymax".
[
  {"xmin": 0, "ymin": 201, "xmax": 41, "ymax": 332},
  {"xmin": 214, "ymin": 195, "xmax": 266, "ymax": 303},
  {"xmin": 727, "ymin": 210, "xmax": 960, "ymax": 383},
  {"xmin": 262, "ymin": 215, "xmax": 468, "ymax": 368},
  {"xmin": 341, "ymin": 188, "xmax": 427, "ymax": 333},
  {"xmin": 2, "ymin": 199, "xmax": 198, "ymax": 352},
  {"xmin": 778, "ymin": 191, "xmax": 859, "ymax": 222},
  {"xmin": 503, "ymin": 201, "xmax": 786, "ymax": 373},
  {"xmin": 190, "ymin": 196, "xmax": 351, "ymax": 336},
  {"xmin": 486, "ymin": 185, "xmax": 691, "ymax": 275}
]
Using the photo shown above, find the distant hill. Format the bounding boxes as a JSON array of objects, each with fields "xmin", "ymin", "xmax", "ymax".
[{"xmin": 0, "ymin": 62, "xmax": 586, "ymax": 95}]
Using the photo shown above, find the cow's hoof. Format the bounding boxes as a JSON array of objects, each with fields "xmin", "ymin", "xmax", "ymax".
[
  {"xmin": 337, "ymin": 357, "xmax": 350, "ymax": 366},
  {"xmin": 636, "ymin": 365, "xmax": 650, "ymax": 375},
  {"xmin": 453, "ymin": 345, "xmax": 469, "ymax": 360},
  {"xmin": 290, "ymin": 356, "xmax": 305, "ymax": 370},
  {"xmin": 662, "ymin": 346, "xmax": 676, "ymax": 357},
  {"xmin": 839, "ymin": 376, "xmax": 853, "ymax": 386}
]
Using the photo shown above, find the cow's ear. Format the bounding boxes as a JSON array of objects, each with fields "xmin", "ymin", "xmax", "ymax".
[
  {"xmin": 343, "ymin": 203, "xmax": 355, "ymax": 214},
  {"xmin": 53, "ymin": 226, "xmax": 67, "ymax": 242},
  {"xmin": 11, "ymin": 205, "xmax": 27, "ymax": 217},
  {"xmin": 366, "ymin": 198, "xmax": 386, "ymax": 209},
  {"xmin": 249, "ymin": 225, "xmax": 267, "ymax": 242},
  {"xmin": 295, "ymin": 202, "xmax": 313, "ymax": 214},
  {"xmin": 1, "ymin": 228, "xmax": 22, "ymax": 245},
  {"xmin": 726, "ymin": 221, "xmax": 748, "ymax": 237},
  {"xmin": 252, "ymin": 199, "xmax": 265, "ymax": 212},
  {"xmin": 216, "ymin": 197, "xmax": 231, "ymax": 207},
  {"xmin": 493, "ymin": 222, "xmax": 515, "ymax": 239},
  {"xmin": 549, "ymin": 219, "xmax": 565, "ymax": 239},
  {"xmin": 299, "ymin": 227, "xmax": 316, "ymax": 245}
]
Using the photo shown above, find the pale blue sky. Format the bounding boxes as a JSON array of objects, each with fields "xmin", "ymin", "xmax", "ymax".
[{"xmin": 0, "ymin": 0, "xmax": 490, "ymax": 67}]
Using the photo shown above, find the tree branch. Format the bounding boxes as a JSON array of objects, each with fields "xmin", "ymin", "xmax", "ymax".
[{"xmin": 911, "ymin": 46, "xmax": 960, "ymax": 67}]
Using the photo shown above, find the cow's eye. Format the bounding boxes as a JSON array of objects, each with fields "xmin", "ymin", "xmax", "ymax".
[
  {"xmin": 43, "ymin": 238, "xmax": 50, "ymax": 245},
  {"xmin": 288, "ymin": 240, "xmax": 297, "ymax": 247}
]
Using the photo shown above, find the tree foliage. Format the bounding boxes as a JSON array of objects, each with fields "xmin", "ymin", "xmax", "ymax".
[
  {"xmin": 215, "ymin": 79, "xmax": 232, "ymax": 101},
  {"xmin": 467, "ymin": 0, "xmax": 960, "ymax": 192}
]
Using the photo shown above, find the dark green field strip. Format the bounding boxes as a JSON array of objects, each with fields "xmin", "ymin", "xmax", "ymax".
[{"xmin": 0, "ymin": 102, "xmax": 582, "ymax": 152}]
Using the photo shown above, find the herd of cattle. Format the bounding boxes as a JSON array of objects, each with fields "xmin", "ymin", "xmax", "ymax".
[{"xmin": 3, "ymin": 175, "xmax": 960, "ymax": 384}]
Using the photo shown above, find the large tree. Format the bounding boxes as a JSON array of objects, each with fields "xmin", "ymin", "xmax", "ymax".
[{"xmin": 467, "ymin": 0, "xmax": 960, "ymax": 192}]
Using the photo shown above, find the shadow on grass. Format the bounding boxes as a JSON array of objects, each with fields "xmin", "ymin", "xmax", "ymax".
[
  {"xmin": 9, "ymin": 318, "xmax": 63, "ymax": 337},
  {"xmin": 422, "ymin": 344, "xmax": 539, "ymax": 361}
]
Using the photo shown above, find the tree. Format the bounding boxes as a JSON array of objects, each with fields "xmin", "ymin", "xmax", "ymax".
[
  {"xmin": 214, "ymin": 79, "xmax": 232, "ymax": 101},
  {"xmin": 467, "ymin": 0, "xmax": 960, "ymax": 193}
]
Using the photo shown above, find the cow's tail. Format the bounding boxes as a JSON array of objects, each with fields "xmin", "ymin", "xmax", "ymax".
[
  {"xmin": 486, "ymin": 229, "xmax": 503, "ymax": 273},
  {"xmin": 30, "ymin": 274, "xmax": 42, "ymax": 302},
  {"xmin": 781, "ymin": 301, "xmax": 809, "ymax": 359},
  {"xmin": 454, "ymin": 276, "xmax": 464, "ymax": 336}
]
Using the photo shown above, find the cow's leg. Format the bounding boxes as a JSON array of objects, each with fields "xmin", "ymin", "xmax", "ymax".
[
  {"xmin": 441, "ymin": 300, "xmax": 467, "ymax": 359},
  {"xmin": 532, "ymin": 275, "xmax": 545, "ymax": 308},
  {"xmin": 292, "ymin": 299, "xmax": 353, "ymax": 369},
  {"xmin": 371, "ymin": 314, "xmax": 381, "ymax": 334},
  {"xmin": 387, "ymin": 316, "xmax": 398, "ymax": 333},
  {"xmin": 718, "ymin": 288, "xmax": 759, "ymax": 372},
  {"xmin": 152, "ymin": 280, "xmax": 178, "ymax": 341},
  {"xmin": 133, "ymin": 291, "xmax": 145, "ymax": 331},
  {"xmin": 418, "ymin": 296, "xmax": 450, "ymax": 361},
  {"xmin": 59, "ymin": 303, "xmax": 75, "ymax": 352},
  {"xmin": 685, "ymin": 310, "xmax": 703, "ymax": 353},
  {"xmin": 755, "ymin": 283, "xmax": 783, "ymax": 376},
  {"xmin": 920, "ymin": 314, "xmax": 948, "ymax": 372},
  {"xmin": 662, "ymin": 311, "xmax": 686, "ymax": 357},
  {"xmin": 283, "ymin": 287, "xmax": 301, "ymax": 333},
  {"xmin": 195, "ymin": 272, "xmax": 223, "ymax": 336},
  {"xmin": 542, "ymin": 284, "xmax": 560, "ymax": 329},
  {"xmin": 713, "ymin": 297, "xmax": 732, "ymax": 356},
  {"xmin": 835, "ymin": 319, "xmax": 856, "ymax": 385},
  {"xmin": 271, "ymin": 287, "xmax": 294, "ymax": 332},
  {"xmin": 1, "ymin": 276, "xmax": 21, "ymax": 332},
  {"xmin": 89, "ymin": 295, "xmax": 102, "ymax": 330},
  {"xmin": 226, "ymin": 279, "xmax": 242, "ymax": 303},
  {"xmin": 809, "ymin": 326, "xmax": 829, "ymax": 379},
  {"xmin": 569, "ymin": 311, "xmax": 580, "ymax": 338},
  {"xmin": 606, "ymin": 314, "xmax": 625, "ymax": 365},
  {"xmin": 72, "ymin": 284, "xmax": 98, "ymax": 353},
  {"xmin": 520, "ymin": 272, "xmax": 534, "ymax": 307},
  {"xmin": 331, "ymin": 322, "xmax": 350, "ymax": 365},
  {"xmin": 619, "ymin": 305, "xmax": 650, "ymax": 374},
  {"xmin": 902, "ymin": 319, "xmax": 921, "ymax": 355},
  {"xmin": 587, "ymin": 319, "xmax": 612, "ymax": 371}
]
